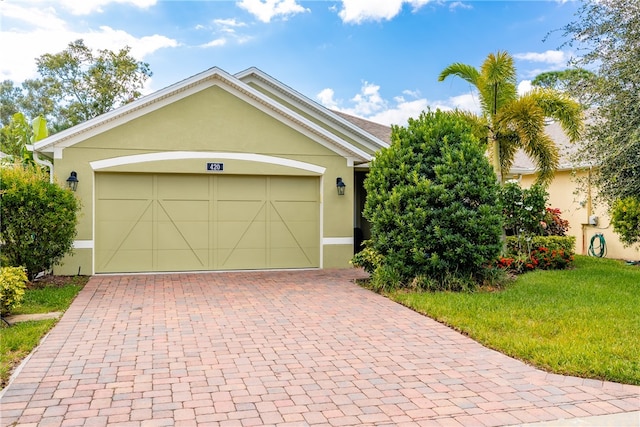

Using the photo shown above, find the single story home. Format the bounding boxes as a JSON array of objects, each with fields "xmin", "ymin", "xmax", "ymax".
[
  {"xmin": 33, "ymin": 67, "xmax": 637, "ymax": 276},
  {"xmin": 33, "ymin": 67, "xmax": 388, "ymax": 275}
]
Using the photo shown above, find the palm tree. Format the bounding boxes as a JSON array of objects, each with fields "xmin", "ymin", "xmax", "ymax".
[{"xmin": 438, "ymin": 51, "xmax": 583, "ymax": 185}]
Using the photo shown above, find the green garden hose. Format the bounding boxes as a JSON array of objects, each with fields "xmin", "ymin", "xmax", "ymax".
[{"xmin": 588, "ymin": 233, "xmax": 607, "ymax": 257}]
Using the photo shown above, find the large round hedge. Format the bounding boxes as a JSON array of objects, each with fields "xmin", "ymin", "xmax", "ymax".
[{"xmin": 362, "ymin": 110, "xmax": 503, "ymax": 289}]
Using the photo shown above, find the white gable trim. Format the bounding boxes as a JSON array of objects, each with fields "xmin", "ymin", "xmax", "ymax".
[
  {"xmin": 90, "ymin": 151, "xmax": 327, "ymax": 175},
  {"xmin": 236, "ymin": 67, "xmax": 389, "ymax": 151},
  {"xmin": 34, "ymin": 67, "xmax": 372, "ymax": 164}
]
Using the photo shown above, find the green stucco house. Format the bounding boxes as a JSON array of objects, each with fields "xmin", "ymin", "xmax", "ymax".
[{"xmin": 33, "ymin": 67, "xmax": 390, "ymax": 275}]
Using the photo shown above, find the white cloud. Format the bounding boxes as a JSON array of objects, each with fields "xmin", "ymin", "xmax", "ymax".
[
  {"xmin": 514, "ymin": 50, "xmax": 567, "ymax": 65},
  {"xmin": 349, "ymin": 81, "xmax": 387, "ymax": 116},
  {"xmin": 448, "ymin": 2, "xmax": 472, "ymax": 11},
  {"xmin": 517, "ymin": 80, "xmax": 533, "ymax": 95},
  {"xmin": 236, "ymin": 0, "xmax": 309, "ymax": 23},
  {"xmin": 337, "ymin": 0, "xmax": 431, "ymax": 24},
  {"xmin": 0, "ymin": 3, "xmax": 178, "ymax": 83},
  {"xmin": 316, "ymin": 81, "xmax": 482, "ymax": 127},
  {"xmin": 200, "ymin": 38, "xmax": 228, "ymax": 48},
  {"xmin": 213, "ymin": 18, "xmax": 248, "ymax": 28},
  {"xmin": 57, "ymin": 0, "xmax": 157, "ymax": 15},
  {"xmin": 317, "ymin": 88, "xmax": 340, "ymax": 110}
]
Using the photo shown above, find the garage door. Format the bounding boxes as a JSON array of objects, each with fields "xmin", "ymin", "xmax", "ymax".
[{"xmin": 95, "ymin": 173, "xmax": 320, "ymax": 273}]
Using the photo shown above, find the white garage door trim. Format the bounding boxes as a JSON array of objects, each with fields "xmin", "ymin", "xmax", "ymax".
[{"xmin": 91, "ymin": 151, "xmax": 326, "ymax": 174}]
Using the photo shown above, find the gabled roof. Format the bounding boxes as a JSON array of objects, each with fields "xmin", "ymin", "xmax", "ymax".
[
  {"xmin": 235, "ymin": 67, "xmax": 389, "ymax": 153},
  {"xmin": 33, "ymin": 67, "xmax": 373, "ymax": 163}
]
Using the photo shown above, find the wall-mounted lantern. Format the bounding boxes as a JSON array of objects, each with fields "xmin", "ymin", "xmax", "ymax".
[
  {"xmin": 66, "ymin": 171, "xmax": 79, "ymax": 191},
  {"xmin": 336, "ymin": 177, "xmax": 346, "ymax": 196}
]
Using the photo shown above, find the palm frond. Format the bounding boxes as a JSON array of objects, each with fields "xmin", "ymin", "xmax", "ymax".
[
  {"xmin": 478, "ymin": 51, "xmax": 518, "ymax": 117},
  {"xmin": 525, "ymin": 88, "xmax": 584, "ymax": 142},
  {"xmin": 437, "ymin": 63, "xmax": 480, "ymax": 87},
  {"xmin": 496, "ymin": 97, "xmax": 559, "ymax": 185}
]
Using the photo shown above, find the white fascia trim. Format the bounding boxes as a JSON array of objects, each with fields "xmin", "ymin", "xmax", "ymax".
[
  {"xmin": 322, "ymin": 237, "xmax": 353, "ymax": 245},
  {"xmin": 73, "ymin": 240, "xmax": 94, "ymax": 249},
  {"xmin": 236, "ymin": 68, "xmax": 388, "ymax": 151},
  {"xmin": 90, "ymin": 151, "xmax": 327, "ymax": 174}
]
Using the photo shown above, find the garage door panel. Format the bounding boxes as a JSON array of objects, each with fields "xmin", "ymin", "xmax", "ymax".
[
  {"xmin": 270, "ymin": 202, "xmax": 319, "ymax": 222},
  {"xmin": 96, "ymin": 173, "xmax": 319, "ymax": 272},
  {"xmin": 270, "ymin": 222, "xmax": 318, "ymax": 247},
  {"xmin": 217, "ymin": 201, "xmax": 265, "ymax": 222},
  {"xmin": 158, "ymin": 200, "xmax": 210, "ymax": 222},
  {"xmin": 156, "ymin": 250, "xmax": 207, "ymax": 271},
  {"xmin": 157, "ymin": 175, "xmax": 209, "ymax": 198},
  {"xmin": 156, "ymin": 222, "xmax": 209, "ymax": 250},
  {"xmin": 98, "ymin": 221, "xmax": 152, "ymax": 251},
  {"xmin": 270, "ymin": 248, "xmax": 316, "ymax": 268},
  {"xmin": 219, "ymin": 248, "xmax": 267, "ymax": 269},
  {"xmin": 218, "ymin": 222, "xmax": 266, "ymax": 249},
  {"xmin": 217, "ymin": 176, "xmax": 266, "ymax": 199},
  {"xmin": 97, "ymin": 249, "xmax": 153, "ymax": 273},
  {"xmin": 97, "ymin": 174, "xmax": 153, "ymax": 199}
]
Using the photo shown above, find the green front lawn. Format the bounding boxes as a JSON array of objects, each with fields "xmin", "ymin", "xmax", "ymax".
[
  {"xmin": 0, "ymin": 276, "xmax": 87, "ymax": 389},
  {"xmin": 389, "ymin": 256, "xmax": 640, "ymax": 385}
]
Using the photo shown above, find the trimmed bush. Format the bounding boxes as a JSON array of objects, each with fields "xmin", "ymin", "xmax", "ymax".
[
  {"xmin": 358, "ymin": 110, "xmax": 503, "ymax": 291},
  {"xmin": 611, "ymin": 196, "xmax": 640, "ymax": 248},
  {"xmin": 506, "ymin": 235, "xmax": 576, "ymax": 256},
  {"xmin": 0, "ymin": 163, "xmax": 79, "ymax": 280},
  {"xmin": 0, "ymin": 266, "xmax": 28, "ymax": 315}
]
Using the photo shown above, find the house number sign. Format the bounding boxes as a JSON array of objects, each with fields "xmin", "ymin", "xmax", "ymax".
[{"xmin": 206, "ymin": 162, "xmax": 224, "ymax": 171}]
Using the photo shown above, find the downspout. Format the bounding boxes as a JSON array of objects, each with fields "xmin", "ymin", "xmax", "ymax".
[{"xmin": 29, "ymin": 146, "xmax": 54, "ymax": 184}]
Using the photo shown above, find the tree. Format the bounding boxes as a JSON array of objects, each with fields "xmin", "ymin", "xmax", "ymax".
[
  {"xmin": 0, "ymin": 113, "xmax": 31, "ymax": 159},
  {"xmin": 561, "ymin": 0, "xmax": 640, "ymax": 207},
  {"xmin": 0, "ymin": 40, "xmax": 152, "ymax": 132},
  {"xmin": 531, "ymin": 68, "xmax": 598, "ymax": 107},
  {"xmin": 438, "ymin": 51, "xmax": 583, "ymax": 185},
  {"xmin": 35, "ymin": 39, "xmax": 152, "ymax": 129},
  {"xmin": 358, "ymin": 110, "xmax": 503, "ymax": 291},
  {"xmin": 0, "ymin": 163, "xmax": 79, "ymax": 280}
]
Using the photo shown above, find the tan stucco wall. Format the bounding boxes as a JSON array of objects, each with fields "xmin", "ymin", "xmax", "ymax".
[
  {"xmin": 53, "ymin": 85, "xmax": 357, "ymax": 274},
  {"xmin": 520, "ymin": 170, "xmax": 639, "ymax": 261}
]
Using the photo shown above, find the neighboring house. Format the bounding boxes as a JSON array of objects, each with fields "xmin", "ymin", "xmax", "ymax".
[
  {"xmin": 509, "ymin": 121, "xmax": 639, "ymax": 261},
  {"xmin": 33, "ymin": 67, "xmax": 388, "ymax": 275}
]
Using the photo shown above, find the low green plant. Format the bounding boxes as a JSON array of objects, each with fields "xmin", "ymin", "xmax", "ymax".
[
  {"xmin": 0, "ymin": 267, "xmax": 28, "ymax": 315},
  {"xmin": 505, "ymin": 235, "xmax": 575, "ymax": 258}
]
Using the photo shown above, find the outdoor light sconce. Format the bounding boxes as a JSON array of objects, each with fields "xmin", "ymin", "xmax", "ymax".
[
  {"xmin": 336, "ymin": 177, "xmax": 346, "ymax": 196},
  {"xmin": 66, "ymin": 171, "xmax": 79, "ymax": 192}
]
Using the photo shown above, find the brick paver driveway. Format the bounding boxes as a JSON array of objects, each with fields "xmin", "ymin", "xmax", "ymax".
[{"xmin": 1, "ymin": 269, "xmax": 639, "ymax": 426}]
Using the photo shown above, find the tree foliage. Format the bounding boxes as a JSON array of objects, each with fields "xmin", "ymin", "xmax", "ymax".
[
  {"xmin": 439, "ymin": 51, "xmax": 583, "ymax": 185},
  {"xmin": 0, "ymin": 163, "xmax": 79, "ymax": 280},
  {"xmin": 531, "ymin": 68, "xmax": 598, "ymax": 107},
  {"xmin": 561, "ymin": 0, "xmax": 640, "ymax": 206},
  {"xmin": 358, "ymin": 110, "xmax": 503, "ymax": 291},
  {"xmin": 0, "ymin": 40, "xmax": 151, "ymax": 131}
]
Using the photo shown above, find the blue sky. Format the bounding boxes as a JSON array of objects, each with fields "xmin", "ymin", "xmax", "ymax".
[{"xmin": 0, "ymin": 0, "xmax": 580, "ymax": 126}]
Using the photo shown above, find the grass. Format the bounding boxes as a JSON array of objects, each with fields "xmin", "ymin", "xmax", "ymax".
[
  {"xmin": 388, "ymin": 256, "xmax": 640, "ymax": 385},
  {"xmin": 0, "ymin": 276, "xmax": 87, "ymax": 389}
]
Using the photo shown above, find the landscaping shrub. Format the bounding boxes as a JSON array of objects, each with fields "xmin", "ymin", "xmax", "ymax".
[
  {"xmin": 0, "ymin": 163, "xmax": 79, "ymax": 280},
  {"xmin": 0, "ymin": 266, "xmax": 28, "ymax": 315},
  {"xmin": 500, "ymin": 182, "xmax": 548, "ymax": 237},
  {"xmin": 505, "ymin": 235, "xmax": 576, "ymax": 256},
  {"xmin": 611, "ymin": 196, "xmax": 640, "ymax": 248},
  {"xmin": 358, "ymin": 110, "xmax": 503, "ymax": 291},
  {"xmin": 542, "ymin": 207, "xmax": 569, "ymax": 236}
]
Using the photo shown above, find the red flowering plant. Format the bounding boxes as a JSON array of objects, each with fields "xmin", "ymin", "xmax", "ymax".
[{"xmin": 540, "ymin": 208, "xmax": 570, "ymax": 236}]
